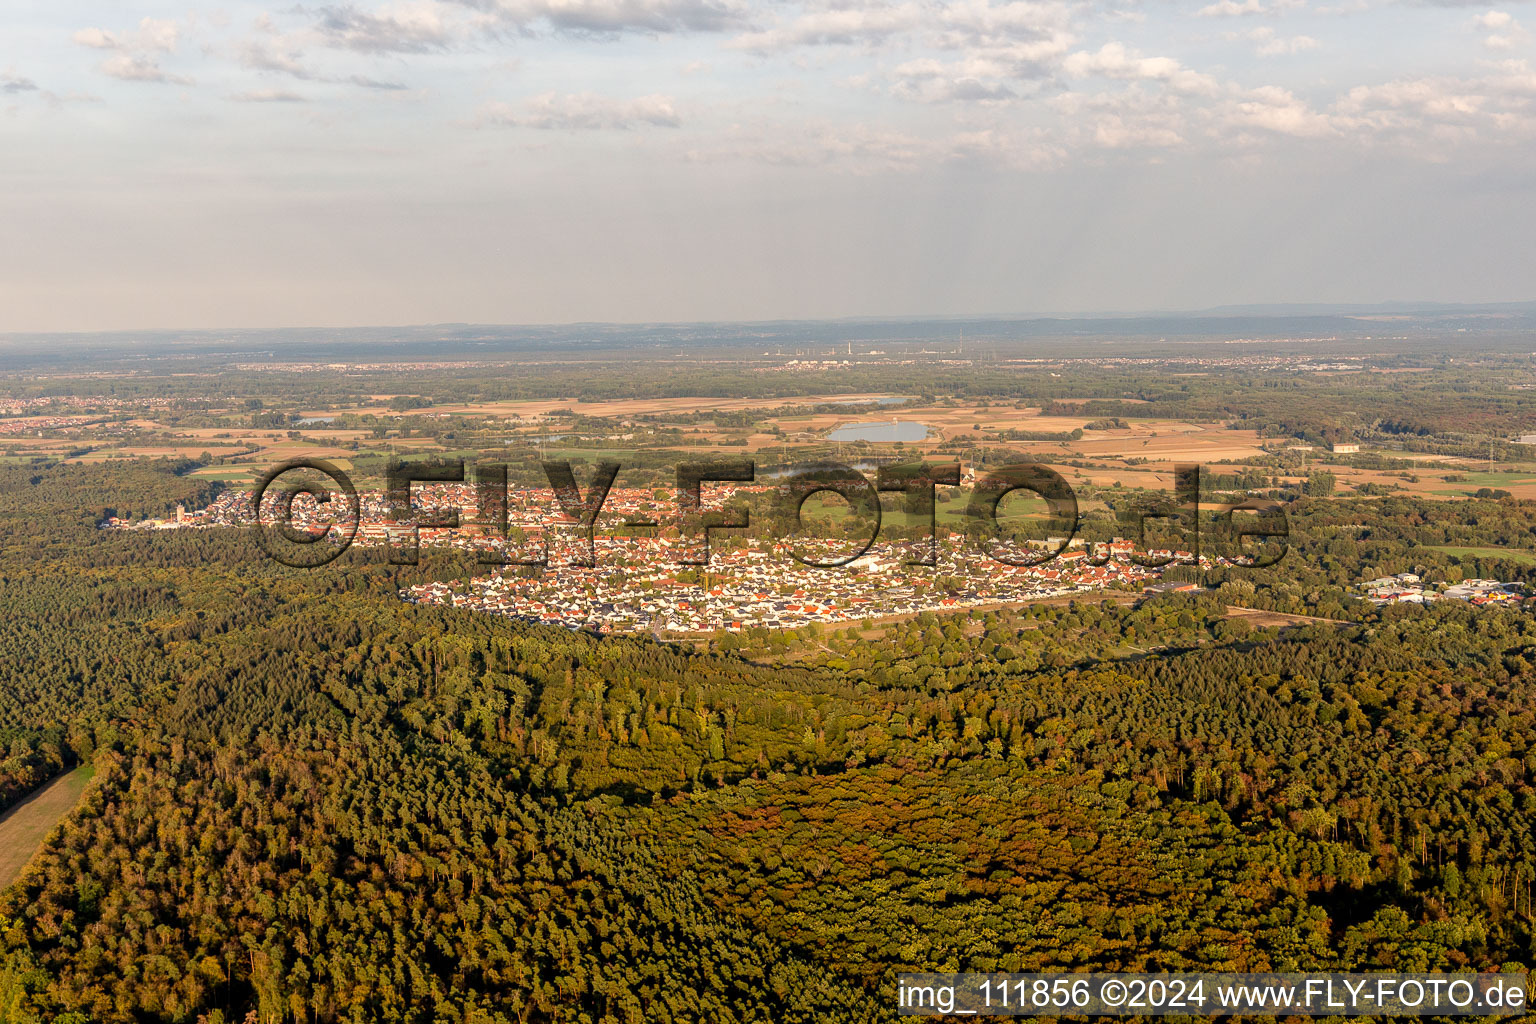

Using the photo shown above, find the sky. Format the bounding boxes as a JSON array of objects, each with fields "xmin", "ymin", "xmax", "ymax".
[{"xmin": 4, "ymin": 0, "xmax": 1536, "ymax": 331}]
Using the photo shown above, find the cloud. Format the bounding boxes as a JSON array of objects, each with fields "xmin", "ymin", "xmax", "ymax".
[
  {"xmin": 944, "ymin": 128, "xmax": 1065, "ymax": 169},
  {"xmin": 885, "ymin": 37, "xmax": 1071, "ymax": 102},
  {"xmin": 729, "ymin": 4, "xmax": 922, "ymax": 53},
  {"xmin": 46, "ymin": 0, "xmax": 1536, "ymax": 174},
  {"xmin": 314, "ymin": 3, "xmax": 456, "ymax": 53},
  {"xmin": 1238, "ymin": 26, "xmax": 1321, "ymax": 54},
  {"xmin": 231, "ymin": 89, "xmax": 307, "ymax": 102},
  {"xmin": 72, "ymin": 18, "xmax": 180, "ymax": 54},
  {"xmin": 1260, "ymin": 33, "xmax": 1319, "ymax": 54},
  {"xmin": 1054, "ymin": 86, "xmax": 1189, "ymax": 148},
  {"xmin": 1, "ymin": 74, "xmax": 37, "ymax": 95},
  {"xmin": 74, "ymin": 17, "xmax": 187, "ymax": 85},
  {"xmin": 41, "ymin": 91, "xmax": 104, "ymax": 106},
  {"xmin": 1473, "ymin": 10, "xmax": 1528, "ymax": 49},
  {"xmin": 1092, "ymin": 117, "xmax": 1185, "ymax": 147},
  {"xmin": 98, "ymin": 54, "xmax": 193, "ymax": 85},
  {"xmin": 349, "ymin": 75, "xmax": 410, "ymax": 89},
  {"xmin": 234, "ymin": 18, "xmax": 414, "ymax": 89},
  {"xmin": 782, "ymin": 0, "xmax": 1075, "ymax": 101},
  {"xmin": 238, "ymin": 37, "xmax": 314, "ymax": 79},
  {"xmin": 1222, "ymin": 84, "xmax": 1338, "ymax": 135},
  {"xmin": 729, "ymin": 0, "xmax": 1071, "ymax": 57},
  {"xmin": 71, "ymin": 28, "xmax": 115, "ymax": 49},
  {"xmin": 477, "ymin": 92, "xmax": 681, "ymax": 128},
  {"xmin": 1198, "ymin": 0, "xmax": 1266, "ymax": 16},
  {"xmin": 1063, "ymin": 42, "xmax": 1219, "ymax": 95},
  {"xmin": 892, "ymin": 59, "xmax": 1019, "ymax": 102},
  {"xmin": 463, "ymin": 0, "xmax": 750, "ymax": 34},
  {"xmin": 929, "ymin": 0, "xmax": 1073, "ymax": 49},
  {"xmin": 1334, "ymin": 73, "xmax": 1501, "ymax": 138}
]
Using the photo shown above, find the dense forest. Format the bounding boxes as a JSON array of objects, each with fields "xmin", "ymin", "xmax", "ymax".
[{"xmin": 0, "ymin": 440, "xmax": 1534, "ymax": 1021}]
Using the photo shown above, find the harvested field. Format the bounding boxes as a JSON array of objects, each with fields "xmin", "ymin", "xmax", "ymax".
[
  {"xmin": 1224, "ymin": 606, "xmax": 1342, "ymax": 628},
  {"xmin": 0, "ymin": 765, "xmax": 92, "ymax": 888}
]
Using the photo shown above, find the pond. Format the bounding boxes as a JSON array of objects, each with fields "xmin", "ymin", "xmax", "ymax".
[{"xmin": 827, "ymin": 420, "xmax": 930, "ymax": 442}]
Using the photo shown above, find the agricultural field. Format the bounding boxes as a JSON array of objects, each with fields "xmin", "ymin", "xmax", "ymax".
[
  {"xmin": 0, "ymin": 765, "xmax": 92, "ymax": 889},
  {"xmin": 1431, "ymin": 545, "xmax": 1536, "ymax": 565}
]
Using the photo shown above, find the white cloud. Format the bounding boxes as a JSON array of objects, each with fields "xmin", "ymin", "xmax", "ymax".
[
  {"xmin": 350, "ymin": 75, "xmax": 410, "ymax": 89},
  {"xmin": 1222, "ymin": 84, "xmax": 1337, "ymax": 135},
  {"xmin": 46, "ymin": 0, "xmax": 1536, "ymax": 171},
  {"xmin": 891, "ymin": 58, "xmax": 1019, "ymax": 102},
  {"xmin": 231, "ymin": 89, "xmax": 307, "ymax": 102},
  {"xmin": 74, "ymin": 17, "xmax": 187, "ymax": 85},
  {"xmin": 729, "ymin": 4, "xmax": 922, "ymax": 53},
  {"xmin": 1261, "ymin": 33, "xmax": 1318, "ymax": 54},
  {"xmin": 477, "ymin": 92, "xmax": 681, "ymax": 128},
  {"xmin": 944, "ymin": 128, "xmax": 1065, "ymax": 169},
  {"xmin": 1340, "ymin": 78, "xmax": 1484, "ymax": 120},
  {"xmin": 1055, "ymin": 86, "xmax": 1189, "ymax": 149},
  {"xmin": 728, "ymin": 0, "xmax": 1073, "ymax": 71},
  {"xmin": 1319, "ymin": 62, "xmax": 1536, "ymax": 152},
  {"xmin": 1092, "ymin": 117, "xmax": 1184, "ymax": 147},
  {"xmin": 1063, "ymin": 42, "xmax": 1219, "ymax": 95},
  {"xmin": 884, "ymin": 35, "xmax": 1070, "ymax": 102},
  {"xmin": 314, "ymin": 3, "xmax": 457, "ymax": 53},
  {"xmin": 821, "ymin": 0, "xmax": 1075, "ymax": 102},
  {"xmin": 98, "ymin": 54, "xmax": 192, "ymax": 85},
  {"xmin": 73, "ymin": 18, "xmax": 180, "ymax": 54},
  {"xmin": 1472, "ymin": 11, "xmax": 1528, "ymax": 50},
  {"xmin": 929, "ymin": 0, "xmax": 1073, "ymax": 49},
  {"xmin": 469, "ymin": 0, "xmax": 751, "ymax": 34},
  {"xmin": 71, "ymin": 28, "xmax": 115, "ymax": 50},
  {"xmin": 238, "ymin": 38, "xmax": 313, "ymax": 78},
  {"xmin": 1238, "ymin": 26, "xmax": 1320, "ymax": 55},
  {"xmin": 231, "ymin": 16, "xmax": 417, "ymax": 90},
  {"xmin": 1198, "ymin": 0, "xmax": 1266, "ymax": 17}
]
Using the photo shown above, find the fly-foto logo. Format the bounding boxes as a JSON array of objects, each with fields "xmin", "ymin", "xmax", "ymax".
[{"xmin": 251, "ymin": 457, "xmax": 1289, "ymax": 571}]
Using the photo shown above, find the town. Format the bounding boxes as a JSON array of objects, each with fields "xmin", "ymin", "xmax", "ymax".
[
  {"xmin": 110, "ymin": 482, "xmax": 1194, "ymax": 634},
  {"xmin": 109, "ymin": 477, "xmax": 1536, "ymax": 634}
]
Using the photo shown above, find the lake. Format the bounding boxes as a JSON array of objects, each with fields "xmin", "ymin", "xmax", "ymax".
[{"xmin": 827, "ymin": 420, "xmax": 930, "ymax": 442}]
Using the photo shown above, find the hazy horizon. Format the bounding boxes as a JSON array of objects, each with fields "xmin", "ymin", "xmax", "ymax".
[{"xmin": 7, "ymin": 298, "xmax": 1536, "ymax": 340}]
